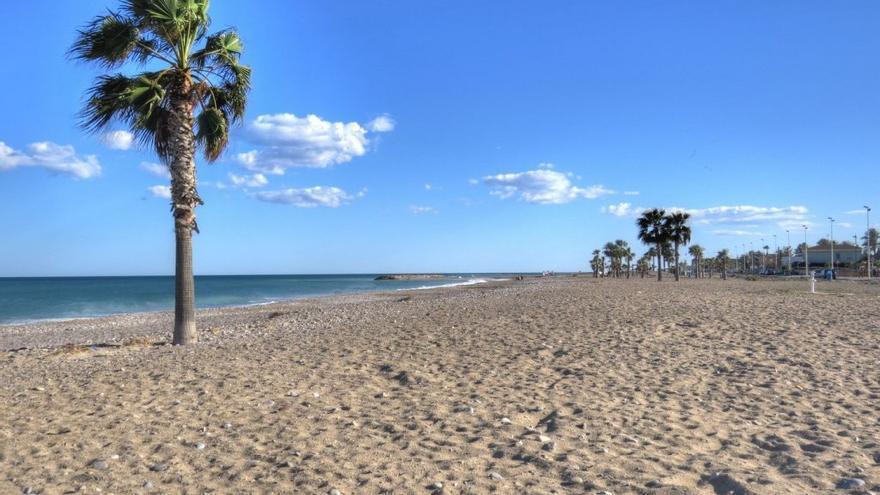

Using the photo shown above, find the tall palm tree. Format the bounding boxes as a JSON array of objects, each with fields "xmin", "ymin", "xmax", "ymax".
[
  {"xmin": 717, "ymin": 249, "xmax": 730, "ymax": 280},
  {"xmin": 637, "ymin": 208, "xmax": 668, "ymax": 281},
  {"xmin": 624, "ymin": 246, "xmax": 635, "ymax": 279},
  {"xmin": 71, "ymin": 0, "xmax": 251, "ymax": 345},
  {"xmin": 663, "ymin": 212, "xmax": 691, "ymax": 281},
  {"xmin": 688, "ymin": 244, "xmax": 704, "ymax": 278}
]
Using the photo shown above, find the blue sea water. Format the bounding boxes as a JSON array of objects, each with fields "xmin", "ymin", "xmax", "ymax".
[{"xmin": 0, "ymin": 274, "xmax": 512, "ymax": 325}]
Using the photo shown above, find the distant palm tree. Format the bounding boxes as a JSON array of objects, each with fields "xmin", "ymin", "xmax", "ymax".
[
  {"xmin": 624, "ymin": 246, "xmax": 635, "ymax": 279},
  {"xmin": 688, "ymin": 244, "xmax": 704, "ymax": 278},
  {"xmin": 717, "ymin": 249, "xmax": 730, "ymax": 280},
  {"xmin": 637, "ymin": 256, "xmax": 651, "ymax": 278},
  {"xmin": 637, "ymin": 208, "xmax": 668, "ymax": 281},
  {"xmin": 71, "ymin": 0, "xmax": 251, "ymax": 345},
  {"xmin": 590, "ymin": 249, "xmax": 603, "ymax": 278},
  {"xmin": 863, "ymin": 228, "xmax": 879, "ymax": 256},
  {"xmin": 663, "ymin": 212, "xmax": 691, "ymax": 281}
]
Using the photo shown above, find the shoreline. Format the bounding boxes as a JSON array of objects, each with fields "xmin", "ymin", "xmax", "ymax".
[{"xmin": 0, "ymin": 275, "xmax": 510, "ymax": 330}]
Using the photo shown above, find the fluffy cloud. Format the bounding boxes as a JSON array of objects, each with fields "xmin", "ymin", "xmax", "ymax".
[
  {"xmin": 236, "ymin": 113, "xmax": 393, "ymax": 174},
  {"xmin": 483, "ymin": 168, "xmax": 614, "ymax": 204},
  {"xmin": 147, "ymin": 185, "xmax": 171, "ymax": 199},
  {"xmin": 140, "ymin": 161, "xmax": 170, "ymax": 179},
  {"xmin": 409, "ymin": 205, "xmax": 437, "ymax": 214},
  {"xmin": 367, "ymin": 114, "xmax": 395, "ymax": 133},
  {"xmin": 601, "ymin": 202, "xmax": 636, "ymax": 217},
  {"xmin": 0, "ymin": 141, "xmax": 101, "ymax": 179},
  {"xmin": 254, "ymin": 186, "xmax": 362, "ymax": 208},
  {"xmin": 623, "ymin": 191, "xmax": 640, "ymax": 196},
  {"xmin": 228, "ymin": 172, "xmax": 268, "ymax": 188},
  {"xmin": 102, "ymin": 130, "xmax": 134, "ymax": 150}
]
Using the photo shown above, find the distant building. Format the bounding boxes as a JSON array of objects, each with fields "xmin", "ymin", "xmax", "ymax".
[{"xmin": 790, "ymin": 245, "xmax": 862, "ymax": 267}]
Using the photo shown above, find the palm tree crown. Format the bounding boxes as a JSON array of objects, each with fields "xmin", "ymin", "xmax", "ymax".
[{"xmin": 71, "ymin": 0, "xmax": 250, "ymax": 168}]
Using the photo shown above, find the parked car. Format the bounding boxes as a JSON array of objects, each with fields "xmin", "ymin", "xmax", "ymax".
[{"xmin": 813, "ymin": 269, "xmax": 837, "ymax": 280}]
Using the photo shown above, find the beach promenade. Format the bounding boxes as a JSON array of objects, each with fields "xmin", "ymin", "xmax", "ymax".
[{"xmin": 1, "ymin": 277, "xmax": 878, "ymax": 494}]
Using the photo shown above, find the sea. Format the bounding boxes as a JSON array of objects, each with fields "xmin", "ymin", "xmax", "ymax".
[{"xmin": 0, "ymin": 274, "xmax": 515, "ymax": 325}]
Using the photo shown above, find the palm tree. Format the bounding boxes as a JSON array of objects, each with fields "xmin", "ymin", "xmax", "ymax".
[
  {"xmin": 637, "ymin": 255, "xmax": 651, "ymax": 278},
  {"xmin": 71, "ymin": 0, "xmax": 251, "ymax": 345},
  {"xmin": 637, "ymin": 208, "xmax": 668, "ymax": 281},
  {"xmin": 717, "ymin": 249, "xmax": 730, "ymax": 280},
  {"xmin": 863, "ymin": 228, "xmax": 879, "ymax": 256},
  {"xmin": 624, "ymin": 246, "xmax": 635, "ymax": 279},
  {"xmin": 663, "ymin": 212, "xmax": 691, "ymax": 281},
  {"xmin": 590, "ymin": 249, "xmax": 603, "ymax": 278},
  {"xmin": 688, "ymin": 244, "xmax": 704, "ymax": 278}
]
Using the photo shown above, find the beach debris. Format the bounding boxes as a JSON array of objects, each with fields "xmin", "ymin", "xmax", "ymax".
[
  {"xmin": 88, "ymin": 458, "xmax": 109, "ymax": 470},
  {"xmin": 329, "ymin": 489, "xmax": 342, "ymax": 495},
  {"xmin": 500, "ymin": 417, "xmax": 512, "ymax": 425},
  {"xmin": 835, "ymin": 478, "xmax": 865, "ymax": 490},
  {"xmin": 195, "ymin": 442, "xmax": 206, "ymax": 450},
  {"xmin": 150, "ymin": 463, "xmax": 168, "ymax": 472},
  {"xmin": 538, "ymin": 435, "xmax": 552, "ymax": 443},
  {"xmin": 488, "ymin": 471, "xmax": 504, "ymax": 481},
  {"xmin": 645, "ymin": 479, "xmax": 661, "ymax": 488},
  {"xmin": 536, "ymin": 409, "xmax": 559, "ymax": 432}
]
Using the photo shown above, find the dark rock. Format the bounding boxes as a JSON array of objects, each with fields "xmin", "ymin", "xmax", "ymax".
[{"xmin": 835, "ymin": 478, "xmax": 865, "ymax": 490}]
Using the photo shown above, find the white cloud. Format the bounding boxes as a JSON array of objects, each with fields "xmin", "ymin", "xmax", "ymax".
[
  {"xmin": 254, "ymin": 186, "xmax": 358, "ymax": 208},
  {"xmin": 236, "ymin": 113, "xmax": 392, "ymax": 174},
  {"xmin": 0, "ymin": 141, "xmax": 101, "ymax": 179},
  {"xmin": 409, "ymin": 205, "xmax": 437, "ymax": 214},
  {"xmin": 102, "ymin": 130, "xmax": 134, "ymax": 150},
  {"xmin": 601, "ymin": 202, "xmax": 636, "ymax": 217},
  {"xmin": 712, "ymin": 229, "xmax": 769, "ymax": 237},
  {"xmin": 672, "ymin": 205, "xmax": 809, "ymax": 226},
  {"xmin": 147, "ymin": 185, "xmax": 171, "ymax": 199},
  {"xmin": 483, "ymin": 167, "xmax": 614, "ymax": 204},
  {"xmin": 140, "ymin": 161, "xmax": 170, "ymax": 179},
  {"xmin": 228, "ymin": 172, "xmax": 268, "ymax": 188},
  {"xmin": 367, "ymin": 114, "xmax": 395, "ymax": 132},
  {"xmin": 623, "ymin": 191, "xmax": 640, "ymax": 196}
]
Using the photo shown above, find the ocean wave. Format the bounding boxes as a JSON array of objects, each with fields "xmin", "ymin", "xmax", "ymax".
[{"xmin": 398, "ymin": 278, "xmax": 507, "ymax": 291}]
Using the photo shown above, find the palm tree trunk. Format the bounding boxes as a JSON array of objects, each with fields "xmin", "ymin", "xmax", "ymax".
[
  {"xmin": 174, "ymin": 226, "xmax": 196, "ymax": 344},
  {"xmin": 656, "ymin": 242, "xmax": 662, "ymax": 281},
  {"xmin": 674, "ymin": 242, "xmax": 680, "ymax": 281},
  {"xmin": 169, "ymin": 75, "xmax": 200, "ymax": 345}
]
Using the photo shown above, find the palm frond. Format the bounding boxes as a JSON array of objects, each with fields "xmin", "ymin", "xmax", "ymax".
[
  {"xmin": 69, "ymin": 13, "xmax": 140, "ymax": 68},
  {"xmin": 195, "ymin": 107, "xmax": 229, "ymax": 162}
]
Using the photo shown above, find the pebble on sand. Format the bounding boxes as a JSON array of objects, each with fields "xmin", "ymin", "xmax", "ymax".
[
  {"xmin": 835, "ymin": 478, "xmax": 865, "ymax": 490},
  {"xmin": 488, "ymin": 471, "xmax": 503, "ymax": 480}
]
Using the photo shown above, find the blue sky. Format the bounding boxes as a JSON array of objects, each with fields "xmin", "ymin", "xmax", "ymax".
[{"xmin": 1, "ymin": 0, "xmax": 878, "ymax": 276}]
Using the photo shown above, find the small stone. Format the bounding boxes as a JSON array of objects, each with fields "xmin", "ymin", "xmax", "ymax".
[
  {"xmin": 572, "ymin": 476, "xmax": 584, "ymax": 484},
  {"xmin": 538, "ymin": 435, "xmax": 552, "ymax": 443},
  {"xmin": 287, "ymin": 390, "xmax": 300, "ymax": 397},
  {"xmin": 195, "ymin": 442, "xmax": 206, "ymax": 450},
  {"xmin": 500, "ymin": 417, "xmax": 512, "ymax": 425},
  {"xmin": 542, "ymin": 441, "xmax": 556, "ymax": 452},
  {"xmin": 431, "ymin": 481, "xmax": 443, "ymax": 490},
  {"xmin": 646, "ymin": 479, "xmax": 661, "ymax": 488},
  {"xmin": 488, "ymin": 471, "xmax": 504, "ymax": 481},
  {"xmin": 222, "ymin": 422, "xmax": 232, "ymax": 429},
  {"xmin": 143, "ymin": 481, "xmax": 154, "ymax": 490},
  {"xmin": 22, "ymin": 487, "xmax": 33, "ymax": 494},
  {"xmin": 109, "ymin": 454, "xmax": 119, "ymax": 460},
  {"xmin": 329, "ymin": 489, "xmax": 342, "ymax": 495},
  {"xmin": 88, "ymin": 459, "xmax": 109, "ymax": 470},
  {"xmin": 836, "ymin": 478, "xmax": 865, "ymax": 490},
  {"xmin": 149, "ymin": 463, "xmax": 168, "ymax": 472}
]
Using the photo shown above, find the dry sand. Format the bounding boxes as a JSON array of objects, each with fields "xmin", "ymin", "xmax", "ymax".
[{"xmin": 1, "ymin": 276, "xmax": 879, "ymax": 494}]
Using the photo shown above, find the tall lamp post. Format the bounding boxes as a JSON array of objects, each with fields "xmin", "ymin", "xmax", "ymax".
[
  {"xmin": 803, "ymin": 225, "xmax": 809, "ymax": 275},
  {"xmin": 866, "ymin": 206, "xmax": 872, "ymax": 280},
  {"xmin": 828, "ymin": 217, "xmax": 835, "ymax": 272},
  {"xmin": 786, "ymin": 229, "xmax": 792, "ymax": 274}
]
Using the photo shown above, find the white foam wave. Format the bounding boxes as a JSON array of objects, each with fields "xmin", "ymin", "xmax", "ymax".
[{"xmin": 398, "ymin": 278, "xmax": 507, "ymax": 291}]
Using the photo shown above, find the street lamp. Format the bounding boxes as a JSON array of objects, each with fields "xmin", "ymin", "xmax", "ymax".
[
  {"xmin": 786, "ymin": 229, "xmax": 792, "ymax": 274},
  {"xmin": 803, "ymin": 225, "xmax": 809, "ymax": 275},
  {"xmin": 828, "ymin": 217, "xmax": 835, "ymax": 272},
  {"xmin": 866, "ymin": 206, "xmax": 872, "ymax": 280}
]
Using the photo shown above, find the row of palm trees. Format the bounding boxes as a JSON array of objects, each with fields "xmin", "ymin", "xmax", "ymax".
[{"xmin": 591, "ymin": 208, "xmax": 732, "ymax": 281}]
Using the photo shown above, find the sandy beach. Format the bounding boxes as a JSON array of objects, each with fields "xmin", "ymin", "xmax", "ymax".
[{"xmin": 1, "ymin": 276, "xmax": 879, "ymax": 494}]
